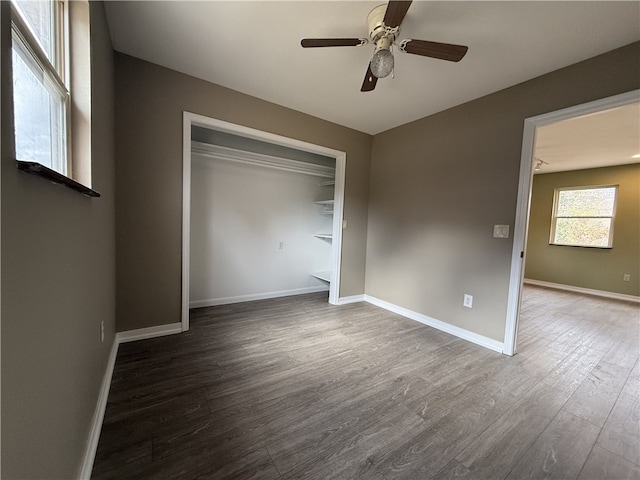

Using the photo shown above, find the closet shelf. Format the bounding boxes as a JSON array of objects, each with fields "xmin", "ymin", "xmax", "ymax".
[
  {"xmin": 314, "ymin": 234, "xmax": 333, "ymax": 239},
  {"xmin": 314, "ymin": 200, "xmax": 334, "ymax": 205},
  {"xmin": 311, "ymin": 271, "xmax": 331, "ymax": 283},
  {"xmin": 319, "ymin": 180, "xmax": 335, "ymax": 186},
  {"xmin": 319, "ymin": 211, "xmax": 334, "ymax": 216}
]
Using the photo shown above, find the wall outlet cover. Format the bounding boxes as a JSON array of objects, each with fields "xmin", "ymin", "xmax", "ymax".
[{"xmin": 463, "ymin": 294, "xmax": 473, "ymax": 308}]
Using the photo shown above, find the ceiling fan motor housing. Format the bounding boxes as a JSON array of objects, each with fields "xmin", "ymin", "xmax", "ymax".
[{"xmin": 368, "ymin": 4, "xmax": 398, "ymax": 44}]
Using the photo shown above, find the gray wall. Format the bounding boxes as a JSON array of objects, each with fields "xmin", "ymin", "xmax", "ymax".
[
  {"xmin": 1, "ymin": 2, "xmax": 116, "ymax": 478},
  {"xmin": 525, "ymin": 164, "xmax": 639, "ymax": 296},
  {"xmin": 114, "ymin": 53, "xmax": 372, "ymax": 332},
  {"xmin": 366, "ymin": 42, "xmax": 640, "ymax": 342}
]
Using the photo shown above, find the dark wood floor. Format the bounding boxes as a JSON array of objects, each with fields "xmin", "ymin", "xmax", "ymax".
[{"xmin": 92, "ymin": 286, "xmax": 640, "ymax": 479}]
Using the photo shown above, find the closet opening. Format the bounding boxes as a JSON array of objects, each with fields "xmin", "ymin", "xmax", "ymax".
[{"xmin": 181, "ymin": 112, "xmax": 347, "ymax": 331}]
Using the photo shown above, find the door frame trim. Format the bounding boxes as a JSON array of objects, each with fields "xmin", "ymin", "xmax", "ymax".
[
  {"xmin": 503, "ymin": 89, "xmax": 640, "ymax": 355},
  {"xmin": 181, "ymin": 112, "xmax": 347, "ymax": 331}
]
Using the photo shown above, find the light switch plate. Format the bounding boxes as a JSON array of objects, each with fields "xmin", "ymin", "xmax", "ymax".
[{"xmin": 493, "ymin": 225, "xmax": 510, "ymax": 238}]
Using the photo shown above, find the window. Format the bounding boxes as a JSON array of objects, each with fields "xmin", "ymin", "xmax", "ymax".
[
  {"xmin": 11, "ymin": 0, "xmax": 70, "ymax": 175},
  {"xmin": 550, "ymin": 185, "xmax": 617, "ymax": 248}
]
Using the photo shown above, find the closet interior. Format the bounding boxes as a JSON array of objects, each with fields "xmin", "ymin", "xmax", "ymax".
[{"xmin": 189, "ymin": 126, "xmax": 339, "ymax": 308}]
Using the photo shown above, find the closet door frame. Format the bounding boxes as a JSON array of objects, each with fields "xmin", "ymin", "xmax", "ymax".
[{"xmin": 181, "ymin": 112, "xmax": 346, "ymax": 331}]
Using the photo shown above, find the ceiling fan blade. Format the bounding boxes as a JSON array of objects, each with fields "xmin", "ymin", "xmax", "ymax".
[
  {"xmin": 383, "ymin": 0, "xmax": 413, "ymax": 28},
  {"xmin": 399, "ymin": 39, "xmax": 468, "ymax": 62},
  {"xmin": 301, "ymin": 38, "xmax": 367, "ymax": 48},
  {"xmin": 361, "ymin": 64, "xmax": 378, "ymax": 92}
]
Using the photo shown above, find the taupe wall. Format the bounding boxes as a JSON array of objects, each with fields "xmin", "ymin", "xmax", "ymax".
[
  {"xmin": 525, "ymin": 164, "xmax": 640, "ymax": 297},
  {"xmin": 114, "ymin": 54, "xmax": 371, "ymax": 331},
  {"xmin": 367, "ymin": 42, "xmax": 640, "ymax": 342},
  {"xmin": 1, "ymin": 2, "xmax": 116, "ymax": 478}
]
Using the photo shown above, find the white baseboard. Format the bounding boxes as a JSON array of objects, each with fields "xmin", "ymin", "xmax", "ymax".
[
  {"xmin": 189, "ymin": 286, "xmax": 329, "ymax": 308},
  {"xmin": 79, "ymin": 322, "xmax": 183, "ymax": 478},
  {"xmin": 116, "ymin": 323, "xmax": 183, "ymax": 343},
  {"xmin": 78, "ymin": 339, "xmax": 118, "ymax": 479},
  {"xmin": 364, "ymin": 295, "xmax": 505, "ymax": 354},
  {"xmin": 524, "ymin": 278, "xmax": 640, "ymax": 303},
  {"xmin": 337, "ymin": 294, "xmax": 365, "ymax": 305}
]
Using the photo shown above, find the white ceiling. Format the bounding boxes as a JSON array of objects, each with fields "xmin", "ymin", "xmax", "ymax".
[
  {"xmin": 534, "ymin": 102, "xmax": 640, "ymax": 174},
  {"xmin": 104, "ymin": 1, "xmax": 640, "ymax": 135}
]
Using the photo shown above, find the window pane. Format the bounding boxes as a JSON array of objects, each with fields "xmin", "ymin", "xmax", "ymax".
[
  {"xmin": 12, "ymin": 39, "xmax": 67, "ymax": 173},
  {"xmin": 556, "ymin": 188, "xmax": 616, "ymax": 217},
  {"xmin": 12, "ymin": 0, "xmax": 55, "ymax": 64},
  {"xmin": 554, "ymin": 217, "xmax": 612, "ymax": 247}
]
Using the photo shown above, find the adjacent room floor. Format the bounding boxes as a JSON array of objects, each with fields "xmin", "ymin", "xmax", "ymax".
[{"xmin": 92, "ymin": 286, "xmax": 640, "ymax": 479}]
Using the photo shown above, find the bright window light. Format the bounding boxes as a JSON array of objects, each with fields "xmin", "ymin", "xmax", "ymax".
[
  {"xmin": 550, "ymin": 186, "xmax": 617, "ymax": 248},
  {"xmin": 11, "ymin": 0, "xmax": 69, "ymax": 175}
]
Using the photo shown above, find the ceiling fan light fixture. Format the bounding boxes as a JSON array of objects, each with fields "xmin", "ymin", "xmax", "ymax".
[{"xmin": 371, "ymin": 48, "xmax": 394, "ymax": 78}]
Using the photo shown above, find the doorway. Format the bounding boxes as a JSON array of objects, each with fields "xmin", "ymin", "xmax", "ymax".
[
  {"xmin": 181, "ymin": 112, "xmax": 347, "ymax": 331},
  {"xmin": 503, "ymin": 89, "xmax": 640, "ymax": 355}
]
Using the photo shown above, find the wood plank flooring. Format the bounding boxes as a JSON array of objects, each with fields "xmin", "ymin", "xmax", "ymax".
[{"xmin": 92, "ymin": 286, "xmax": 640, "ymax": 479}]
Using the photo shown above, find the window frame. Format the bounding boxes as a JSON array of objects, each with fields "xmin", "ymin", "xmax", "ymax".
[
  {"xmin": 10, "ymin": 0, "xmax": 72, "ymax": 177},
  {"xmin": 549, "ymin": 184, "xmax": 618, "ymax": 249}
]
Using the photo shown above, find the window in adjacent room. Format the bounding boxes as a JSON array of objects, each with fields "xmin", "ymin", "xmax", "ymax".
[
  {"xmin": 11, "ymin": 0, "xmax": 70, "ymax": 175},
  {"xmin": 550, "ymin": 185, "xmax": 618, "ymax": 248}
]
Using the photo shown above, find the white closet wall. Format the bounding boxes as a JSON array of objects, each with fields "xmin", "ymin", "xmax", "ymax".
[{"xmin": 190, "ymin": 153, "xmax": 333, "ymax": 307}]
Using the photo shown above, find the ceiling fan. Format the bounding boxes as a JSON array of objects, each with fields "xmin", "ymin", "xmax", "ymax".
[{"xmin": 301, "ymin": 0, "xmax": 468, "ymax": 92}]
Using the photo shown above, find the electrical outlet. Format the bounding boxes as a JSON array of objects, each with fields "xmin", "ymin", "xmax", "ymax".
[
  {"xmin": 463, "ymin": 294, "xmax": 473, "ymax": 308},
  {"xmin": 100, "ymin": 321, "xmax": 105, "ymax": 343},
  {"xmin": 623, "ymin": 274, "xmax": 631, "ymax": 282}
]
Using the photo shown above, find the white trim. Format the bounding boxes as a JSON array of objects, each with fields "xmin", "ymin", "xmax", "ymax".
[
  {"xmin": 116, "ymin": 323, "xmax": 182, "ymax": 344},
  {"xmin": 78, "ymin": 321, "xmax": 184, "ymax": 478},
  {"xmin": 191, "ymin": 142, "xmax": 335, "ymax": 178},
  {"xmin": 182, "ymin": 113, "xmax": 191, "ymax": 333},
  {"xmin": 190, "ymin": 286, "xmax": 329, "ymax": 308},
  {"xmin": 524, "ymin": 278, "xmax": 640, "ymax": 303},
  {"xmin": 188, "ymin": 112, "xmax": 340, "ymax": 155},
  {"xmin": 329, "ymin": 150, "xmax": 346, "ymax": 306},
  {"xmin": 182, "ymin": 112, "xmax": 346, "ymax": 328},
  {"xmin": 78, "ymin": 339, "xmax": 118, "ymax": 480},
  {"xmin": 365, "ymin": 295, "xmax": 505, "ymax": 353},
  {"xmin": 337, "ymin": 294, "xmax": 365, "ymax": 305},
  {"xmin": 503, "ymin": 113, "xmax": 535, "ymax": 355},
  {"xmin": 504, "ymin": 89, "xmax": 640, "ymax": 356}
]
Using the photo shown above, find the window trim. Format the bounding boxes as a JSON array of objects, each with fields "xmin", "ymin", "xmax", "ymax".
[{"xmin": 549, "ymin": 184, "xmax": 618, "ymax": 249}]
